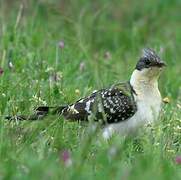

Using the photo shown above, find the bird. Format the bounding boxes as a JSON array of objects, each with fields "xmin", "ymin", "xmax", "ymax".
[{"xmin": 6, "ymin": 48, "xmax": 166, "ymax": 139}]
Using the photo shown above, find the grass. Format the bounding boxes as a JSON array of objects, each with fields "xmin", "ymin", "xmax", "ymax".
[{"xmin": 0, "ymin": 0, "xmax": 180, "ymax": 179}]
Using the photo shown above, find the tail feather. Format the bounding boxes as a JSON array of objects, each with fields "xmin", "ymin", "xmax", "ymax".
[{"xmin": 5, "ymin": 105, "xmax": 67, "ymax": 121}]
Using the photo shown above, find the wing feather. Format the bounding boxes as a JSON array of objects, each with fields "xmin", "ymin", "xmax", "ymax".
[{"xmin": 62, "ymin": 82, "xmax": 137, "ymax": 124}]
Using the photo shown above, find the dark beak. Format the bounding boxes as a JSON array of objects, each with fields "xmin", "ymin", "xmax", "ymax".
[{"xmin": 157, "ymin": 60, "xmax": 166, "ymax": 67}]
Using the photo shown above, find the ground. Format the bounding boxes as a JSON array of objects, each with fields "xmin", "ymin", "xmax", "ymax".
[{"xmin": 0, "ymin": 0, "xmax": 180, "ymax": 179}]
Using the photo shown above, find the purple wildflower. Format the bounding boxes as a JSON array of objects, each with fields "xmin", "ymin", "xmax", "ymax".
[
  {"xmin": 0, "ymin": 67, "xmax": 3, "ymax": 76},
  {"xmin": 175, "ymin": 156, "xmax": 181, "ymax": 164},
  {"xmin": 58, "ymin": 40, "xmax": 65, "ymax": 49},
  {"xmin": 61, "ymin": 150, "xmax": 72, "ymax": 167}
]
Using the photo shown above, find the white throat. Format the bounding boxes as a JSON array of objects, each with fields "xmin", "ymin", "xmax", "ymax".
[
  {"xmin": 130, "ymin": 69, "xmax": 162, "ymax": 123},
  {"xmin": 130, "ymin": 69, "xmax": 159, "ymax": 95}
]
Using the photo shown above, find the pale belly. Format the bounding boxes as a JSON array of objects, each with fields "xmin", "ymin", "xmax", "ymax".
[{"xmin": 102, "ymin": 96, "xmax": 162, "ymax": 139}]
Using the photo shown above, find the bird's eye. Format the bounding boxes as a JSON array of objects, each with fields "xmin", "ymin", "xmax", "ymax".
[{"xmin": 145, "ymin": 61, "xmax": 151, "ymax": 65}]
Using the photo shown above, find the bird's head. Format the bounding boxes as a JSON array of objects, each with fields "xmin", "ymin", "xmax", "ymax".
[{"xmin": 135, "ymin": 48, "xmax": 166, "ymax": 80}]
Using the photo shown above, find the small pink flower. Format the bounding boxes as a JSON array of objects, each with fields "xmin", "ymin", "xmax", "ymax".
[
  {"xmin": 175, "ymin": 156, "xmax": 181, "ymax": 164},
  {"xmin": 0, "ymin": 67, "xmax": 3, "ymax": 76},
  {"xmin": 61, "ymin": 150, "xmax": 72, "ymax": 167},
  {"xmin": 58, "ymin": 40, "xmax": 65, "ymax": 49}
]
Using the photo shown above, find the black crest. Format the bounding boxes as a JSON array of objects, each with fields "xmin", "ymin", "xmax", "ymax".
[{"xmin": 136, "ymin": 48, "xmax": 166, "ymax": 70}]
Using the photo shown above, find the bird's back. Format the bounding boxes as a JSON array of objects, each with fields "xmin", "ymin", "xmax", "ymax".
[{"xmin": 61, "ymin": 82, "xmax": 137, "ymax": 124}]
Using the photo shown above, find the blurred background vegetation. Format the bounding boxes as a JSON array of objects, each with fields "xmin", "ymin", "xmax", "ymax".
[{"xmin": 0, "ymin": 0, "xmax": 180, "ymax": 179}]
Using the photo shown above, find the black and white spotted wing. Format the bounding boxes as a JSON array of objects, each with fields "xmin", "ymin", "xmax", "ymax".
[{"xmin": 61, "ymin": 82, "xmax": 137, "ymax": 124}]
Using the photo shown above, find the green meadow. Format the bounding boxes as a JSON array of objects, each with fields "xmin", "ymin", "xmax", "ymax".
[{"xmin": 0, "ymin": 0, "xmax": 180, "ymax": 179}]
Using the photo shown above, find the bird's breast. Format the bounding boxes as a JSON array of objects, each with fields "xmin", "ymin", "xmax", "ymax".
[{"xmin": 134, "ymin": 87, "xmax": 162, "ymax": 124}]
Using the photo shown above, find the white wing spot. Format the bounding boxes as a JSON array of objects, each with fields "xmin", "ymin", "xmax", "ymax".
[
  {"xmin": 85, "ymin": 100, "xmax": 92, "ymax": 113},
  {"xmin": 115, "ymin": 119, "xmax": 118, "ymax": 122},
  {"xmin": 110, "ymin": 108, "xmax": 115, "ymax": 114},
  {"xmin": 69, "ymin": 105, "xmax": 79, "ymax": 114}
]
